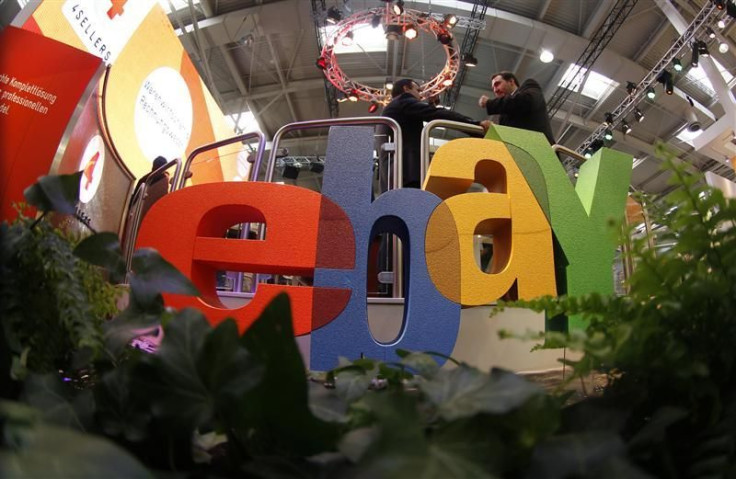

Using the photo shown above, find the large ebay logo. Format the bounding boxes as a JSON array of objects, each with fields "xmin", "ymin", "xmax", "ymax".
[{"xmin": 136, "ymin": 125, "xmax": 633, "ymax": 370}]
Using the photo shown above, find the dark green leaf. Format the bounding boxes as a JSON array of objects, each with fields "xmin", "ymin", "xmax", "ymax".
[
  {"xmin": 22, "ymin": 373, "xmax": 94, "ymax": 431},
  {"xmin": 129, "ymin": 248, "xmax": 199, "ymax": 308},
  {"xmin": 420, "ymin": 367, "xmax": 542, "ymax": 421},
  {"xmin": 398, "ymin": 351, "xmax": 440, "ymax": 378},
  {"xmin": 524, "ymin": 432, "xmax": 626, "ymax": 479},
  {"xmin": 236, "ymin": 293, "xmax": 339, "ymax": 456},
  {"xmin": 23, "ymin": 172, "xmax": 81, "ymax": 215},
  {"xmin": 74, "ymin": 232, "xmax": 126, "ymax": 283}
]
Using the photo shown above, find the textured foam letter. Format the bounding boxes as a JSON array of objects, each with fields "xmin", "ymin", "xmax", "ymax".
[{"xmin": 424, "ymin": 138, "xmax": 557, "ymax": 305}]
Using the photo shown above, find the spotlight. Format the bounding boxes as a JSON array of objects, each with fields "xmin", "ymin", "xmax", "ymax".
[
  {"xmin": 336, "ymin": 92, "xmax": 349, "ymax": 102},
  {"xmin": 657, "ymin": 70, "xmax": 674, "ymax": 95},
  {"xmin": 443, "ymin": 14, "xmax": 458, "ymax": 28},
  {"xmin": 403, "ymin": 23, "xmax": 418, "ymax": 39},
  {"xmin": 604, "ymin": 112, "xmax": 614, "ymax": 126},
  {"xmin": 316, "ymin": 56, "xmax": 328, "ymax": 69},
  {"xmin": 371, "ymin": 13, "xmax": 381, "ymax": 28},
  {"xmin": 720, "ymin": 41, "xmax": 729, "ymax": 53},
  {"xmin": 539, "ymin": 49, "xmax": 554, "ymax": 63},
  {"xmin": 691, "ymin": 44, "xmax": 699, "ymax": 67},
  {"xmin": 348, "ymin": 89, "xmax": 359, "ymax": 101},
  {"xmin": 326, "ymin": 6, "xmax": 342, "ymax": 24},
  {"xmin": 621, "ymin": 121, "xmax": 632, "ymax": 135},
  {"xmin": 673, "ymin": 58, "xmax": 683, "ymax": 72},
  {"xmin": 437, "ymin": 30, "xmax": 453, "ymax": 45},
  {"xmin": 310, "ymin": 161, "xmax": 325, "ymax": 173},
  {"xmin": 707, "ymin": 26, "xmax": 717, "ymax": 39},
  {"xmin": 385, "ymin": 24, "xmax": 402, "ymax": 40},
  {"xmin": 442, "ymin": 77, "xmax": 453, "ymax": 87},
  {"xmin": 718, "ymin": 19, "xmax": 726, "ymax": 29},
  {"xmin": 342, "ymin": 30, "xmax": 354, "ymax": 46},
  {"xmin": 584, "ymin": 149, "xmax": 593, "ymax": 159},
  {"xmin": 646, "ymin": 86, "xmax": 656, "ymax": 99},
  {"xmin": 591, "ymin": 139, "xmax": 605, "ymax": 151},
  {"xmin": 463, "ymin": 54, "xmax": 478, "ymax": 67},
  {"xmin": 634, "ymin": 108, "xmax": 645, "ymax": 122},
  {"xmin": 626, "ymin": 81, "xmax": 637, "ymax": 95},
  {"xmin": 385, "ymin": 78, "xmax": 394, "ymax": 90},
  {"xmin": 714, "ymin": 0, "xmax": 725, "ymax": 10},
  {"xmin": 392, "ymin": 0, "xmax": 404, "ymax": 15},
  {"xmin": 604, "ymin": 128, "xmax": 614, "ymax": 141},
  {"xmin": 697, "ymin": 39, "xmax": 710, "ymax": 57},
  {"xmin": 368, "ymin": 101, "xmax": 379, "ymax": 113}
]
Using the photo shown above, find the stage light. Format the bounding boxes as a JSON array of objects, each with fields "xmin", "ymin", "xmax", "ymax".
[
  {"xmin": 385, "ymin": 78, "xmax": 394, "ymax": 90},
  {"xmin": 442, "ymin": 77, "xmax": 453, "ymax": 87},
  {"xmin": 584, "ymin": 149, "xmax": 593, "ymax": 159},
  {"xmin": 443, "ymin": 14, "xmax": 458, "ymax": 28},
  {"xmin": 591, "ymin": 139, "xmax": 604, "ymax": 151},
  {"xmin": 326, "ymin": 6, "xmax": 342, "ymax": 24},
  {"xmin": 691, "ymin": 44, "xmax": 699, "ymax": 67},
  {"xmin": 385, "ymin": 24, "xmax": 402, "ymax": 40},
  {"xmin": 626, "ymin": 81, "xmax": 637, "ymax": 95},
  {"xmin": 697, "ymin": 39, "xmax": 710, "ymax": 57},
  {"xmin": 316, "ymin": 56, "xmax": 327, "ymax": 69},
  {"xmin": 437, "ymin": 30, "xmax": 453, "ymax": 45},
  {"xmin": 368, "ymin": 101, "xmax": 379, "ymax": 113},
  {"xmin": 604, "ymin": 128, "xmax": 613, "ymax": 141},
  {"xmin": 621, "ymin": 121, "xmax": 632, "ymax": 135},
  {"xmin": 707, "ymin": 26, "xmax": 717, "ymax": 39},
  {"xmin": 342, "ymin": 30, "xmax": 354, "ymax": 46},
  {"xmin": 714, "ymin": 0, "xmax": 725, "ymax": 10},
  {"xmin": 371, "ymin": 13, "xmax": 381, "ymax": 28},
  {"xmin": 718, "ymin": 19, "xmax": 726, "ymax": 29},
  {"xmin": 310, "ymin": 162, "xmax": 325, "ymax": 173},
  {"xmin": 462, "ymin": 53, "xmax": 478, "ymax": 67},
  {"xmin": 282, "ymin": 164, "xmax": 300, "ymax": 180},
  {"xmin": 646, "ymin": 86, "xmax": 656, "ymax": 99},
  {"xmin": 336, "ymin": 92, "xmax": 348, "ymax": 102},
  {"xmin": 392, "ymin": 0, "xmax": 404, "ymax": 15},
  {"xmin": 604, "ymin": 112, "xmax": 614, "ymax": 125},
  {"xmin": 403, "ymin": 23, "xmax": 418, "ymax": 39},
  {"xmin": 348, "ymin": 89, "xmax": 359, "ymax": 101},
  {"xmin": 634, "ymin": 108, "xmax": 645, "ymax": 122},
  {"xmin": 673, "ymin": 58, "xmax": 683, "ymax": 71},
  {"xmin": 657, "ymin": 70, "xmax": 674, "ymax": 95},
  {"xmin": 720, "ymin": 41, "xmax": 729, "ymax": 53}
]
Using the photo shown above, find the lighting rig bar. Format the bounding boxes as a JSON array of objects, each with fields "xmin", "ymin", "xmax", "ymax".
[
  {"xmin": 443, "ymin": 0, "xmax": 490, "ymax": 109},
  {"xmin": 573, "ymin": 1, "xmax": 724, "ymax": 166},
  {"xmin": 547, "ymin": 0, "xmax": 639, "ymax": 119}
]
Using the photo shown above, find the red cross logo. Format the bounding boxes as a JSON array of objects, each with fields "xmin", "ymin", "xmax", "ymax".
[{"xmin": 106, "ymin": 0, "xmax": 128, "ymax": 19}]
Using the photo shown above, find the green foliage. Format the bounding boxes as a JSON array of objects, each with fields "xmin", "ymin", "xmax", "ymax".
[{"xmin": 501, "ymin": 152, "xmax": 736, "ymax": 476}]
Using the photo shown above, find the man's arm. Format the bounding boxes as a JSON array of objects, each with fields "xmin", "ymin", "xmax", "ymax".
[
  {"xmin": 482, "ymin": 88, "xmax": 537, "ymax": 116},
  {"xmin": 403, "ymin": 99, "xmax": 481, "ymax": 126}
]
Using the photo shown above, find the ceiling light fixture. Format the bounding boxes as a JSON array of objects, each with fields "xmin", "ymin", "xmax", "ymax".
[
  {"xmin": 626, "ymin": 81, "xmax": 637, "ymax": 94},
  {"xmin": 385, "ymin": 78, "xmax": 394, "ymax": 90},
  {"xmin": 621, "ymin": 121, "xmax": 632, "ymax": 135},
  {"xmin": 714, "ymin": 0, "xmax": 725, "ymax": 10},
  {"xmin": 384, "ymin": 23, "xmax": 403, "ymax": 40},
  {"xmin": 539, "ymin": 49, "xmax": 554, "ymax": 63},
  {"xmin": 348, "ymin": 89, "xmax": 359, "ymax": 101},
  {"xmin": 673, "ymin": 58, "xmax": 683, "ymax": 71},
  {"xmin": 646, "ymin": 86, "xmax": 656, "ymax": 100},
  {"xmin": 604, "ymin": 112, "xmax": 614, "ymax": 126},
  {"xmin": 437, "ymin": 30, "xmax": 453, "ymax": 45},
  {"xmin": 462, "ymin": 53, "xmax": 478, "ymax": 67},
  {"xmin": 442, "ymin": 77, "xmax": 453, "ymax": 87},
  {"xmin": 718, "ymin": 19, "xmax": 726, "ymax": 29},
  {"xmin": 719, "ymin": 41, "xmax": 729, "ymax": 53},
  {"xmin": 604, "ymin": 128, "xmax": 614, "ymax": 141},
  {"xmin": 316, "ymin": 56, "xmax": 328, "ymax": 69},
  {"xmin": 707, "ymin": 26, "xmax": 717, "ymax": 39},
  {"xmin": 634, "ymin": 108, "xmax": 645, "ymax": 122},
  {"xmin": 657, "ymin": 70, "xmax": 674, "ymax": 95},
  {"xmin": 368, "ymin": 101, "xmax": 379, "ymax": 113},
  {"xmin": 691, "ymin": 43, "xmax": 699, "ymax": 67},
  {"xmin": 697, "ymin": 39, "xmax": 710, "ymax": 57},
  {"xmin": 443, "ymin": 13, "xmax": 458, "ymax": 28}
]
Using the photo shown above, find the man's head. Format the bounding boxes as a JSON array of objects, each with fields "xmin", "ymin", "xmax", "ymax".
[
  {"xmin": 392, "ymin": 79, "xmax": 421, "ymax": 99},
  {"xmin": 490, "ymin": 71, "xmax": 519, "ymax": 98},
  {"xmin": 152, "ymin": 156, "xmax": 167, "ymax": 171}
]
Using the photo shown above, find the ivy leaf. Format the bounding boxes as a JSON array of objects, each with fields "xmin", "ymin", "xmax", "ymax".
[
  {"xmin": 21, "ymin": 374, "xmax": 94, "ymax": 431},
  {"xmin": 128, "ymin": 248, "xmax": 198, "ymax": 309},
  {"xmin": 73, "ymin": 232, "xmax": 127, "ymax": 283},
  {"xmin": 95, "ymin": 356, "xmax": 152, "ymax": 442},
  {"xmin": 236, "ymin": 293, "xmax": 339, "ymax": 456},
  {"xmin": 420, "ymin": 367, "xmax": 542, "ymax": 421},
  {"xmin": 334, "ymin": 367, "xmax": 373, "ymax": 404},
  {"xmin": 137, "ymin": 312, "xmax": 261, "ymax": 433},
  {"xmin": 397, "ymin": 350, "xmax": 441, "ymax": 378},
  {"xmin": 23, "ymin": 172, "xmax": 81, "ymax": 215}
]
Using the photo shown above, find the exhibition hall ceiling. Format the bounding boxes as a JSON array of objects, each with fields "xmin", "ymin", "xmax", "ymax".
[{"xmin": 145, "ymin": 1, "xmax": 736, "ymax": 193}]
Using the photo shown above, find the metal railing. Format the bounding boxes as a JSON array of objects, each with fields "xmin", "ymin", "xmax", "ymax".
[
  {"xmin": 175, "ymin": 131, "xmax": 266, "ymax": 190},
  {"xmin": 265, "ymin": 116, "xmax": 404, "ymax": 297},
  {"xmin": 123, "ymin": 158, "xmax": 181, "ymax": 278},
  {"xmin": 420, "ymin": 119, "xmax": 485, "ymax": 184}
]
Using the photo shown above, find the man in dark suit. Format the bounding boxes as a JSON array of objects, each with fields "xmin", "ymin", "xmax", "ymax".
[
  {"xmin": 383, "ymin": 79, "xmax": 490, "ymax": 188},
  {"xmin": 478, "ymin": 71, "xmax": 556, "ymax": 145}
]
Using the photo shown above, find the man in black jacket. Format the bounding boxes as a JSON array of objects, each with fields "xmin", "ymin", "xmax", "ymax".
[
  {"xmin": 382, "ymin": 79, "xmax": 490, "ymax": 188},
  {"xmin": 478, "ymin": 71, "xmax": 556, "ymax": 145}
]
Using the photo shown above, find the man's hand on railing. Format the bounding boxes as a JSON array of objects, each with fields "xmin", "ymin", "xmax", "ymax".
[{"xmin": 480, "ymin": 120, "xmax": 491, "ymax": 134}]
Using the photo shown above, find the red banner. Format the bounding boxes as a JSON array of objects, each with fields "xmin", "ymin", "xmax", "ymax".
[{"xmin": 0, "ymin": 26, "xmax": 102, "ymax": 220}]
